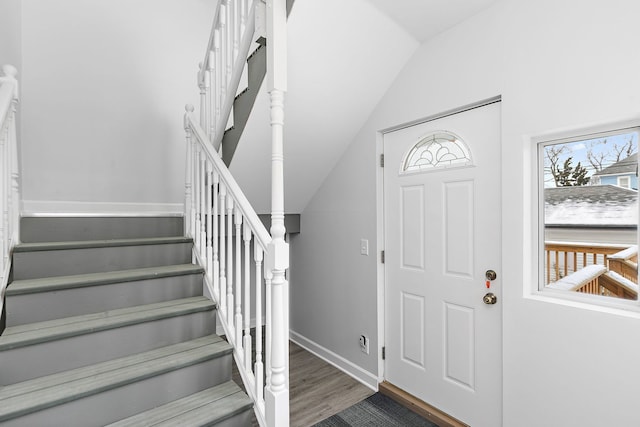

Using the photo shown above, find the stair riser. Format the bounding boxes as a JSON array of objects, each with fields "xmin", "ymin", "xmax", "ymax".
[
  {"xmin": 0, "ymin": 355, "xmax": 232, "ymax": 427},
  {"xmin": 20, "ymin": 216, "xmax": 184, "ymax": 243},
  {"xmin": 12, "ymin": 243, "xmax": 192, "ymax": 280},
  {"xmin": 207, "ymin": 412, "xmax": 254, "ymax": 427},
  {"xmin": 6, "ymin": 274, "xmax": 204, "ymax": 327},
  {"xmin": 1, "ymin": 310, "xmax": 216, "ymax": 385}
]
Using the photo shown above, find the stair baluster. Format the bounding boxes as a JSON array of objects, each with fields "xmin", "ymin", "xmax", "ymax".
[
  {"xmin": 1, "ymin": 64, "xmax": 20, "ymax": 320},
  {"xmin": 254, "ymin": 244, "xmax": 265, "ymax": 405},
  {"xmin": 226, "ymin": 194, "xmax": 234, "ymax": 334},
  {"xmin": 219, "ymin": 183, "xmax": 227, "ymax": 317},
  {"xmin": 243, "ymin": 223, "xmax": 252, "ymax": 371},
  {"xmin": 234, "ymin": 205, "xmax": 243, "ymax": 353},
  {"xmin": 212, "ymin": 171, "xmax": 220, "ymax": 299}
]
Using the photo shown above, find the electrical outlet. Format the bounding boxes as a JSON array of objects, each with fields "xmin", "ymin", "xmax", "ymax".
[
  {"xmin": 360, "ymin": 239, "xmax": 369, "ymax": 256},
  {"xmin": 359, "ymin": 335, "xmax": 369, "ymax": 354}
]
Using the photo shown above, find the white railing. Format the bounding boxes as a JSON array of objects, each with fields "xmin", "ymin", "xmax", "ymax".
[
  {"xmin": 185, "ymin": 1, "xmax": 289, "ymax": 425},
  {"xmin": 0, "ymin": 65, "xmax": 20, "ymax": 323},
  {"xmin": 197, "ymin": 0, "xmax": 261, "ymax": 149}
]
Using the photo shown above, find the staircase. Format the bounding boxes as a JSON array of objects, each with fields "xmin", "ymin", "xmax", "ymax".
[
  {"xmin": 0, "ymin": 216, "xmax": 253, "ymax": 426},
  {"xmin": 221, "ymin": 40, "xmax": 266, "ymax": 166},
  {"xmin": 220, "ymin": 0, "xmax": 294, "ymax": 166},
  {"xmin": 0, "ymin": 0, "xmax": 292, "ymax": 424}
]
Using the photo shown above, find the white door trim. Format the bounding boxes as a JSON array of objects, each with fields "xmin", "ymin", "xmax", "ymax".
[{"xmin": 380, "ymin": 95, "xmax": 502, "ymax": 135}]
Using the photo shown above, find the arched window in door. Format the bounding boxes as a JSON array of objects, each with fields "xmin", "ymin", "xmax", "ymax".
[{"xmin": 401, "ymin": 131, "xmax": 472, "ymax": 174}]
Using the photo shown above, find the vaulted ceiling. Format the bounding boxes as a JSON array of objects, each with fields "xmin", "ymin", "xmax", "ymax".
[
  {"xmin": 366, "ymin": 0, "xmax": 501, "ymax": 43},
  {"xmin": 230, "ymin": 0, "xmax": 500, "ymax": 213}
]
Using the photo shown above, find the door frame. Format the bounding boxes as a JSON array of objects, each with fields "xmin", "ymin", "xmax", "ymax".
[{"xmin": 375, "ymin": 95, "xmax": 503, "ymax": 390}]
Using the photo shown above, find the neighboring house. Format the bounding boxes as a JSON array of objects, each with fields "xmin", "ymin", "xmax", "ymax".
[
  {"xmin": 2, "ymin": 0, "xmax": 640, "ymax": 426},
  {"xmin": 545, "ymin": 185, "xmax": 638, "ymax": 244},
  {"xmin": 592, "ymin": 153, "xmax": 638, "ymax": 189},
  {"xmin": 544, "ymin": 185, "xmax": 638, "ymax": 288}
]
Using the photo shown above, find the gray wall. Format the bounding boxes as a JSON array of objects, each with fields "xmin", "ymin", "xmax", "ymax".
[
  {"xmin": 0, "ymin": 0, "xmax": 21, "ymax": 72},
  {"xmin": 0, "ymin": 0, "xmax": 22, "ymax": 147},
  {"xmin": 19, "ymin": 0, "xmax": 214, "ymax": 211},
  {"xmin": 291, "ymin": 0, "xmax": 640, "ymax": 425}
]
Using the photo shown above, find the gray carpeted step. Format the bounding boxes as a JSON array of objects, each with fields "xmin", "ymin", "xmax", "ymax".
[
  {"xmin": 20, "ymin": 216, "xmax": 184, "ymax": 243},
  {"xmin": 5, "ymin": 264, "xmax": 204, "ymax": 326},
  {"xmin": 0, "ymin": 297, "xmax": 216, "ymax": 385},
  {"xmin": 106, "ymin": 381, "xmax": 253, "ymax": 427},
  {"xmin": 12, "ymin": 237, "xmax": 193, "ymax": 280},
  {"xmin": 0, "ymin": 335, "xmax": 233, "ymax": 427}
]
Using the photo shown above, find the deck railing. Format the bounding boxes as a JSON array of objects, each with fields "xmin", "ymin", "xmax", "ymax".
[
  {"xmin": 544, "ymin": 241, "xmax": 634, "ymax": 283},
  {"xmin": 0, "ymin": 65, "xmax": 20, "ymax": 323},
  {"xmin": 185, "ymin": 1, "xmax": 289, "ymax": 425},
  {"xmin": 607, "ymin": 245, "xmax": 638, "ymax": 283},
  {"xmin": 545, "ymin": 243, "xmax": 639, "ymax": 300}
]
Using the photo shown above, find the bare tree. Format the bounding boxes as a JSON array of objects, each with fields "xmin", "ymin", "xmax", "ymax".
[
  {"xmin": 545, "ymin": 145, "xmax": 569, "ymax": 186},
  {"xmin": 612, "ymin": 136, "xmax": 636, "ymax": 162},
  {"xmin": 586, "ymin": 136, "xmax": 637, "ymax": 172},
  {"xmin": 586, "ymin": 140, "xmax": 607, "ymax": 172}
]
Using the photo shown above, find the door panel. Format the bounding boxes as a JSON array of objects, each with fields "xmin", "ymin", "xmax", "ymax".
[
  {"xmin": 384, "ymin": 102, "xmax": 502, "ymax": 426},
  {"xmin": 401, "ymin": 185, "xmax": 425, "ymax": 270},
  {"xmin": 444, "ymin": 180, "xmax": 474, "ymax": 277}
]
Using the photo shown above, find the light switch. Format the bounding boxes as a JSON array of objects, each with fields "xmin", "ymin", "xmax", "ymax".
[{"xmin": 360, "ymin": 239, "xmax": 369, "ymax": 256}]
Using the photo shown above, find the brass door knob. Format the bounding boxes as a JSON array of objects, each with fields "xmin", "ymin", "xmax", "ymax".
[{"xmin": 483, "ymin": 292, "xmax": 497, "ymax": 305}]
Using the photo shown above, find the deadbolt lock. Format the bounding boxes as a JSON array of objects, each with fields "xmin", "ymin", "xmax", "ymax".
[
  {"xmin": 483, "ymin": 292, "xmax": 498, "ymax": 305},
  {"xmin": 485, "ymin": 270, "xmax": 497, "ymax": 281}
]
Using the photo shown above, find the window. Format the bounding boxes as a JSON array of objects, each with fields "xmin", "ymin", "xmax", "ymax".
[
  {"xmin": 618, "ymin": 176, "xmax": 631, "ymax": 189},
  {"xmin": 538, "ymin": 127, "xmax": 639, "ymax": 302},
  {"xmin": 401, "ymin": 131, "xmax": 472, "ymax": 174}
]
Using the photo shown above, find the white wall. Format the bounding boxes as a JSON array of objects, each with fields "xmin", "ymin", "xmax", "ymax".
[
  {"xmin": 20, "ymin": 0, "xmax": 214, "ymax": 213},
  {"xmin": 0, "ymin": 0, "xmax": 22, "ymax": 74},
  {"xmin": 292, "ymin": 0, "xmax": 640, "ymax": 424},
  {"xmin": 230, "ymin": 0, "xmax": 418, "ymax": 214},
  {"xmin": 0, "ymin": 0, "xmax": 22, "ymax": 150}
]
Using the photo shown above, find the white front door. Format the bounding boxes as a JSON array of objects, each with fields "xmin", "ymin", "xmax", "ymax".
[{"xmin": 384, "ymin": 102, "xmax": 502, "ymax": 426}]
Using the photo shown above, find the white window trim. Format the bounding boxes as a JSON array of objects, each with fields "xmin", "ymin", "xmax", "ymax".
[
  {"xmin": 524, "ymin": 117, "xmax": 640, "ymax": 316},
  {"xmin": 618, "ymin": 175, "xmax": 631, "ymax": 188}
]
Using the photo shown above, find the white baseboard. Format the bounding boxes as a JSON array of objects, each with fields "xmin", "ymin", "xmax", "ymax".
[
  {"xmin": 21, "ymin": 200, "xmax": 183, "ymax": 217},
  {"xmin": 289, "ymin": 330, "xmax": 379, "ymax": 391}
]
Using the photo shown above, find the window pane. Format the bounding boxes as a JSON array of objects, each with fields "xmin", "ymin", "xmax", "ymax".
[{"xmin": 541, "ymin": 130, "xmax": 639, "ymax": 300}]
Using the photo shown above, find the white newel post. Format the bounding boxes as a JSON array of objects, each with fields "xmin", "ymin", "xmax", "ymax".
[
  {"xmin": 184, "ymin": 105, "xmax": 195, "ymax": 237},
  {"xmin": 198, "ymin": 65, "xmax": 207, "ymax": 134},
  {"xmin": 264, "ymin": 0, "xmax": 289, "ymax": 425}
]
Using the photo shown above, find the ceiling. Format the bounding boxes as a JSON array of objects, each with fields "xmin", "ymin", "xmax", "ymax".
[
  {"xmin": 230, "ymin": 0, "xmax": 502, "ymax": 214},
  {"xmin": 365, "ymin": 0, "xmax": 501, "ymax": 43}
]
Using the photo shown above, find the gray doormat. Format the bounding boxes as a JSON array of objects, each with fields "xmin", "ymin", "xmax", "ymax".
[{"xmin": 312, "ymin": 393, "xmax": 438, "ymax": 426}]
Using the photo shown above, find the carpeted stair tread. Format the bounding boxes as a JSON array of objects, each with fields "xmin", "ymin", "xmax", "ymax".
[
  {"xmin": 6, "ymin": 264, "xmax": 204, "ymax": 296},
  {"xmin": 13, "ymin": 236, "xmax": 193, "ymax": 252},
  {"xmin": 0, "ymin": 335, "xmax": 231, "ymax": 422},
  {"xmin": 0, "ymin": 297, "xmax": 215, "ymax": 349},
  {"xmin": 106, "ymin": 381, "xmax": 252, "ymax": 427}
]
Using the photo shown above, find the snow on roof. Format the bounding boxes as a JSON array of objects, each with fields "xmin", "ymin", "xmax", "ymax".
[
  {"xmin": 545, "ymin": 185, "xmax": 637, "ymax": 226},
  {"xmin": 593, "ymin": 153, "xmax": 638, "ymax": 176}
]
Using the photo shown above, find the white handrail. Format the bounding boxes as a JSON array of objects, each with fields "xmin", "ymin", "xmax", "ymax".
[
  {"xmin": 186, "ymin": 110, "xmax": 270, "ymax": 249},
  {"xmin": 0, "ymin": 64, "xmax": 20, "ymax": 325}
]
